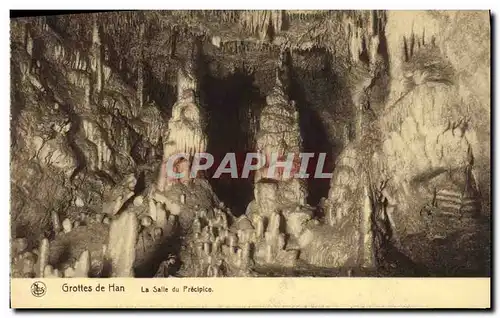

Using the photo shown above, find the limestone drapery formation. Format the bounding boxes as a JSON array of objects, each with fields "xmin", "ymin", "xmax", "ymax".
[
  {"xmin": 323, "ymin": 11, "xmax": 489, "ymax": 275},
  {"xmin": 150, "ymin": 58, "xmax": 218, "ymax": 233}
]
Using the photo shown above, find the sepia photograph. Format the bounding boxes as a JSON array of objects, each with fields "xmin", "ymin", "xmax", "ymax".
[{"xmin": 8, "ymin": 8, "xmax": 491, "ymax": 308}]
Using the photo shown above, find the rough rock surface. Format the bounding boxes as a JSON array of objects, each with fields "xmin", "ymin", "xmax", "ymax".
[
  {"xmin": 323, "ymin": 11, "xmax": 490, "ymax": 275},
  {"xmin": 10, "ymin": 11, "xmax": 490, "ymax": 277}
]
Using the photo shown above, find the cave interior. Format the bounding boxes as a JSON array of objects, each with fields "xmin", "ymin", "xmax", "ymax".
[{"xmin": 9, "ymin": 10, "xmax": 491, "ymax": 278}]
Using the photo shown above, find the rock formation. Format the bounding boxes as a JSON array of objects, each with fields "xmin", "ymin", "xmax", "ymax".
[{"xmin": 10, "ymin": 11, "xmax": 490, "ymax": 278}]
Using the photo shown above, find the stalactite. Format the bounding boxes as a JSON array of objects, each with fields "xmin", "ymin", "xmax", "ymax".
[
  {"xmin": 410, "ymin": 32, "xmax": 416, "ymax": 58},
  {"xmin": 170, "ymin": 27, "xmax": 178, "ymax": 58},
  {"xmin": 403, "ymin": 36, "xmax": 409, "ymax": 62},
  {"xmin": 239, "ymin": 10, "xmax": 283, "ymax": 41}
]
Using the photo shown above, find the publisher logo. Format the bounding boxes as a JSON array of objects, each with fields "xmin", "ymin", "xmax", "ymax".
[{"xmin": 31, "ymin": 281, "xmax": 46, "ymax": 297}]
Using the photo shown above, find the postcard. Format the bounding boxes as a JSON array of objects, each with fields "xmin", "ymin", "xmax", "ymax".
[{"xmin": 9, "ymin": 10, "xmax": 491, "ymax": 309}]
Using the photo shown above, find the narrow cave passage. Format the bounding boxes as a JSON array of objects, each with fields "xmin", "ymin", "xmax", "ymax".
[
  {"xmin": 201, "ymin": 68, "xmax": 264, "ymax": 216},
  {"xmin": 288, "ymin": 52, "xmax": 341, "ymax": 209},
  {"xmin": 298, "ymin": 108, "xmax": 335, "ymax": 208}
]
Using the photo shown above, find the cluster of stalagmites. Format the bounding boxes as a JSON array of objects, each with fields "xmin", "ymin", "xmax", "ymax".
[
  {"xmin": 11, "ymin": 173, "xmax": 180, "ymax": 278},
  {"xmin": 174, "ymin": 70, "xmax": 379, "ymax": 275},
  {"xmin": 181, "ymin": 204, "xmax": 301, "ymax": 277},
  {"xmin": 176, "ymin": 179, "xmax": 380, "ymax": 277},
  {"xmin": 11, "ymin": 214, "xmax": 98, "ymax": 278}
]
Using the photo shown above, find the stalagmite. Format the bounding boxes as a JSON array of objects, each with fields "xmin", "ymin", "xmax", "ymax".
[
  {"xmin": 103, "ymin": 65, "xmax": 111, "ymax": 82},
  {"xmin": 203, "ymin": 242, "xmax": 210, "ymax": 254},
  {"xmin": 220, "ymin": 213, "xmax": 228, "ymax": 229},
  {"xmin": 64, "ymin": 267, "xmax": 75, "ymax": 278},
  {"xmin": 255, "ymin": 217, "xmax": 264, "ymax": 239},
  {"xmin": 242, "ymin": 242, "xmax": 251, "ymax": 267},
  {"xmin": 199, "ymin": 209, "xmax": 207, "ymax": 219},
  {"xmin": 43, "ymin": 265, "xmax": 54, "ymax": 277},
  {"xmin": 51, "ymin": 211, "xmax": 61, "ymax": 233},
  {"xmin": 221, "ymin": 229, "xmax": 229, "ymax": 242},
  {"xmin": 235, "ymin": 248, "xmax": 243, "ymax": 268},
  {"xmin": 211, "ymin": 265, "xmax": 219, "ymax": 277},
  {"xmin": 38, "ymin": 238, "xmax": 49, "ymax": 277},
  {"xmin": 79, "ymin": 212, "xmax": 87, "ymax": 222},
  {"xmin": 253, "ymin": 65, "xmax": 306, "ymax": 208},
  {"xmin": 107, "ymin": 211, "xmax": 138, "ymax": 277},
  {"xmin": 268, "ymin": 213, "xmax": 280, "ymax": 238},
  {"xmin": 74, "ymin": 250, "xmax": 91, "ymax": 277},
  {"xmin": 211, "ymin": 36, "xmax": 221, "ymax": 48},
  {"xmin": 195, "ymin": 243, "xmax": 203, "ymax": 258},
  {"xmin": 265, "ymin": 243, "xmax": 273, "ymax": 263},
  {"xmin": 102, "ymin": 244, "xmax": 107, "ymax": 258},
  {"xmin": 154, "ymin": 55, "xmax": 215, "ymax": 210},
  {"xmin": 206, "ymin": 265, "xmax": 214, "ymax": 277}
]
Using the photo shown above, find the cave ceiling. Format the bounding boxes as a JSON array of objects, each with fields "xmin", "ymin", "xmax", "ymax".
[{"xmin": 19, "ymin": 10, "xmax": 376, "ymax": 94}]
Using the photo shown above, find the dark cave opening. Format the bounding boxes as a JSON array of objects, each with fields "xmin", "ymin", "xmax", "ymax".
[
  {"xmin": 143, "ymin": 63, "xmax": 177, "ymax": 120},
  {"xmin": 287, "ymin": 51, "xmax": 340, "ymax": 208},
  {"xmin": 299, "ymin": 109, "xmax": 335, "ymax": 208},
  {"xmin": 199, "ymin": 49, "xmax": 348, "ymax": 212},
  {"xmin": 201, "ymin": 68, "xmax": 265, "ymax": 217}
]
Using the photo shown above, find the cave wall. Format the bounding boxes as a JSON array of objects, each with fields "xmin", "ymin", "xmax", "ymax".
[
  {"xmin": 10, "ymin": 18, "xmax": 165, "ymax": 242},
  {"xmin": 385, "ymin": 11, "xmax": 490, "ymax": 214},
  {"xmin": 325, "ymin": 11, "xmax": 490, "ymax": 275}
]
